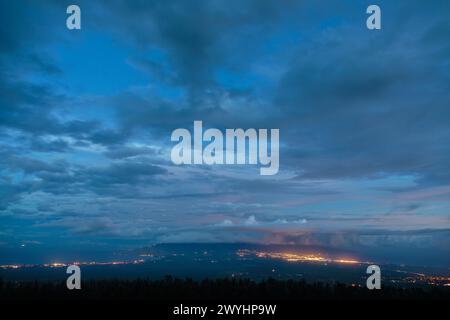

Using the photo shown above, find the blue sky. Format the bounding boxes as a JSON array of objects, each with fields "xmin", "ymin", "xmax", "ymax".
[{"xmin": 0, "ymin": 0, "xmax": 449, "ymax": 266}]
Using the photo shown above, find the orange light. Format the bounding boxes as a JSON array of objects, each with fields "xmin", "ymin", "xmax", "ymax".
[{"xmin": 247, "ymin": 251, "xmax": 362, "ymax": 265}]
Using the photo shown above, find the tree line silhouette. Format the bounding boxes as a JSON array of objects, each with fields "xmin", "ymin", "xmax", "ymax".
[{"xmin": 1, "ymin": 276, "xmax": 449, "ymax": 300}]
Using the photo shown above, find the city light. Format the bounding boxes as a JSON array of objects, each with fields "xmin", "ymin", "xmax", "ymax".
[{"xmin": 238, "ymin": 250, "xmax": 362, "ymax": 265}]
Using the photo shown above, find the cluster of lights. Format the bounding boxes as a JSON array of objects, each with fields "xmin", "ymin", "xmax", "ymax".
[
  {"xmin": 403, "ymin": 275, "xmax": 450, "ymax": 286},
  {"xmin": 0, "ymin": 264, "xmax": 21, "ymax": 269},
  {"xmin": 237, "ymin": 250, "xmax": 450, "ymax": 286},
  {"xmin": 237, "ymin": 249, "xmax": 361, "ymax": 265},
  {"xmin": 0, "ymin": 259, "xmax": 145, "ymax": 270}
]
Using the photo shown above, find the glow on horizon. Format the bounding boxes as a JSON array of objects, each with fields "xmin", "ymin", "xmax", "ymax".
[{"xmin": 237, "ymin": 250, "xmax": 364, "ymax": 265}]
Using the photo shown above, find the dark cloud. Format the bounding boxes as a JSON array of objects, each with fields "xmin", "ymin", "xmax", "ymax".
[
  {"xmin": 273, "ymin": 4, "xmax": 450, "ymax": 184},
  {"xmin": 29, "ymin": 137, "xmax": 71, "ymax": 153},
  {"xmin": 104, "ymin": 145, "xmax": 159, "ymax": 159},
  {"xmin": 95, "ymin": 0, "xmax": 302, "ymax": 97}
]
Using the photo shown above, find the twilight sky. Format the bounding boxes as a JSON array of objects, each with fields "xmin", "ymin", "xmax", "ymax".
[{"xmin": 0, "ymin": 0, "xmax": 449, "ymax": 266}]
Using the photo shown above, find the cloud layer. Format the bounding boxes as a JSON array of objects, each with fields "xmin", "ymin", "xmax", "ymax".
[{"xmin": 0, "ymin": 0, "xmax": 449, "ymax": 264}]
